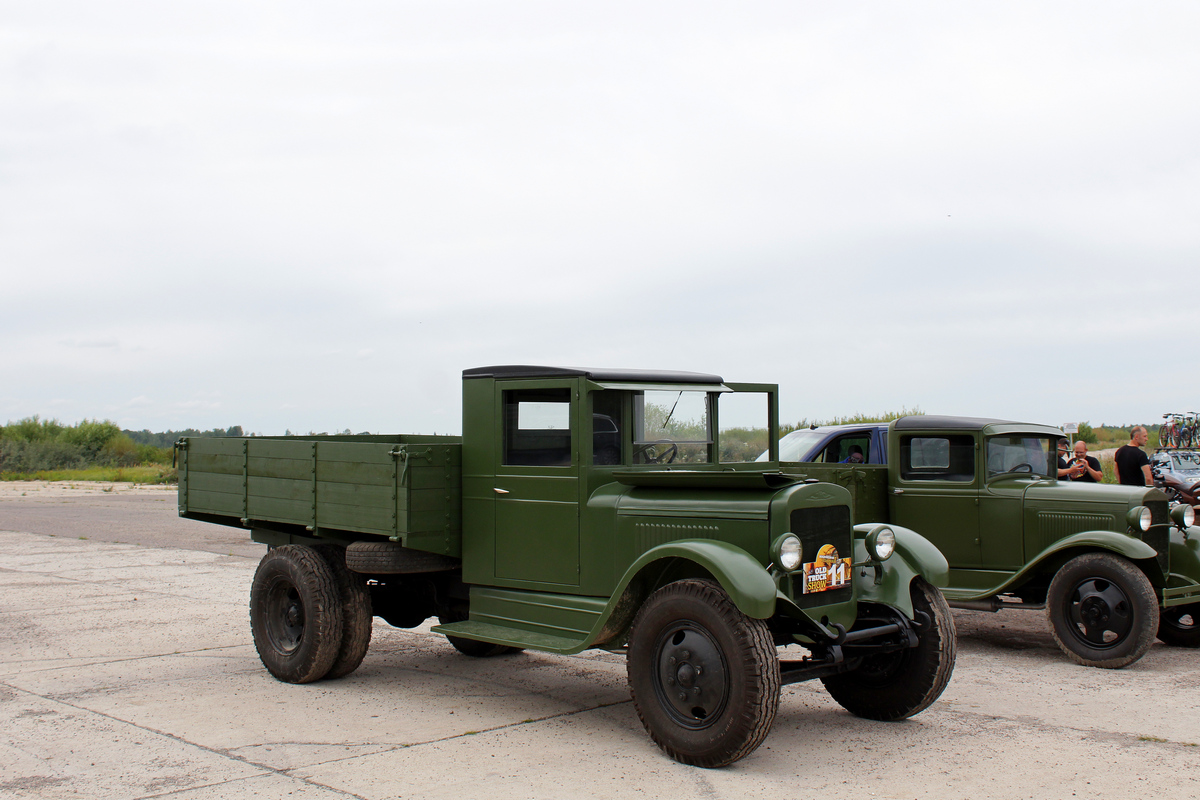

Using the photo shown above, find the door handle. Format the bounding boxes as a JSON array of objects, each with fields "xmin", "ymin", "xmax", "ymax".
[
  {"xmin": 891, "ymin": 488, "xmax": 904, "ymax": 495},
  {"xmin": 494, "ymin": 488, "xmax": 510, "ymax": 495}
]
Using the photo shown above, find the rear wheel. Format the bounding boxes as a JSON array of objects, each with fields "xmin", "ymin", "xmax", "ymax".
[
  {"xmin": 627, "ymin": 579, "xmax": 780, "ymax": 768},
  {"xmin": 1157, "ymin": 603, "xmax": 1200, "ymax": 647},
  {"xmin": 1160, "ymin": 424, "xmax": 1174, "ymax": 448},
  {"xmin": 314, "ymin": 545, "xmax": 373, "ymax": 679},
  {"xmin": 822, "ymin": 578, "xmax": 956, "ymax": 720},
  {"xmin": 250, "ymin": 545, "xmax": 343, "ymax": 683},
  {"xmin": 1046, "ymin": 553, "xmax": 1158, "ymax": 668}
]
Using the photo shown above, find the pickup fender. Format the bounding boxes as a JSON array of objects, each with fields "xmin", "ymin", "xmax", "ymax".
[
  {"xmin": 951, "ymin": 530, "xmax": 1160, "ymax": 601},
  {"xmin": 850, "ymin": 523, "xmax": 950, "ymax": 620},
  {"xmin": 583, "ymin": 539, "xmax": 777, "ymax": 650}
]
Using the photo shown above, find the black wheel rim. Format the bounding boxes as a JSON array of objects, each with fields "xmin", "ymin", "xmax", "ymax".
[
  {"xmin": 264, "ymin": 577, "xmax": 305, "ymax": 655},
  {"xmin": 1064, "ymin": 577, "xmax": 1133, "ymax": 649},
  {"xmin": 1162, "ymin": 606, "xmax": 1196, "ymax": 632},
  {"xmin": 650, "ymin": 621, "xmax": 729, "ymax": 729}
]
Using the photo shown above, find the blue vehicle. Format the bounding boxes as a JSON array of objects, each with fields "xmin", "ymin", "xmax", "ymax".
[{"xmin": 759, "ymin": 423, "xmax": 889, "ymax": 464}]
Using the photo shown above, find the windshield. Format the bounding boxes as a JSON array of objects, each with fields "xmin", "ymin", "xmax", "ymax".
[
  {"xmin": 633, "ymin": 390, "xmax": 712, "ymax": 464},
  {"xmin": 1172, "ymin": 452, "xmax": 1200, "ymax": 472},
  {"xmin": 986, "ymin": 436, "xmax": 1053, "ymax": 479},
  {"xmin": 757, "ymin": 429, "xmax": 828, "ymax": 462}
]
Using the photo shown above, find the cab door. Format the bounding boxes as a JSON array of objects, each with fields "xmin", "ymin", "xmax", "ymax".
[
  {"xmin": 493, "ymin": 383, "xmax": 580, "ymax": 586},
  {"xmin": 888, "ymin": 433, "xmax": 982, "ymax": 568}
]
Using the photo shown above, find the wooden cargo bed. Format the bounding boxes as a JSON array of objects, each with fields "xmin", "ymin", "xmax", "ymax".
[{"xmin": 177, "ymin": 434, "xmax": 463, "ymax": 556}]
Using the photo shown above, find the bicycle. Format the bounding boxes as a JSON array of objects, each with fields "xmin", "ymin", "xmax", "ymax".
[
  {"xmin": 1180, "ymin": 412, "xmax": 1198, "ymax": 448},
  {"xmin": 1160, "ymin": 413, "xmax": 1186, "ymax": 448}
]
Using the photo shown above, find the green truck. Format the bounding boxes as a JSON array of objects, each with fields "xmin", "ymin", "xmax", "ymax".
[
  {"xmin": 177, "ymin": 366, "xmax": 956, "ymax": 767},
  {"xmin": 785, "ymin": 416, "xmax": 1200, "ymax": 669}
]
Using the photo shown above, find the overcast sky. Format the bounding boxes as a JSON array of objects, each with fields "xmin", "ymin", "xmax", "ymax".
[{"xmin": 3, "ymin": 2, "xmax": 1198, "ymax": 436}]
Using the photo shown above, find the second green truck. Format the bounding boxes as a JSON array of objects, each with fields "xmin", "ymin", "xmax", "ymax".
[{"xmin": 782, "ymin": 416, "xmax": 1200, "ymax": 668}]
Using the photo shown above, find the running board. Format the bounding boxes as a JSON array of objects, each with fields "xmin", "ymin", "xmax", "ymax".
[{"xmin": 431, "ymin": 620, "xmax": 585, "ymax": 654}]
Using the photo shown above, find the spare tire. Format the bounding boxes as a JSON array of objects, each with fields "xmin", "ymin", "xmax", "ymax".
[{"xmin": 345, "ymin": 541, "xmax": 461, "ymax": 574}]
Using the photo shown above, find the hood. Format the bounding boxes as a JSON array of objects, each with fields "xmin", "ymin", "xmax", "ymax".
[{"xmin": 1024, "ymin": 481, "xmax": 1166, "ymax": 507}]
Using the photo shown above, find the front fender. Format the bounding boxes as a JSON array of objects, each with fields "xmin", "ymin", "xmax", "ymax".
[
  {"xmin": 953, "ymin": 530, "xmax": 1159, "ymax": 601},
  {"xmin": 852, "ymin": 523, "xmax": 949, "ymax": 619},
  {"xmin": 612, "ymin": 539, "xmax": 777, "ymax": 620}
]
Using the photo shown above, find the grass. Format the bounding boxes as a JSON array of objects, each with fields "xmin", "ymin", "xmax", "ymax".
[{"xmin": 0, "ymin": 465, "xmax": 177, "ymax": 484}]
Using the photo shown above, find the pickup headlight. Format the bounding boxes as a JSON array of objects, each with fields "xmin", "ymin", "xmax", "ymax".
[
  {"xmin": 865, "ymin": 525, "xmax": 896, "ymax": 562},
  {"xmin": 1171, "ymin": 504, "xmax": 1195, "ymax": 529},
  {"xmin": 1126, "ymin": 506, "xmax": 1152, "ymax": 532},
  {"xmin": 772, "ymin": 534, "xmax": 803, "ymax": 572}
]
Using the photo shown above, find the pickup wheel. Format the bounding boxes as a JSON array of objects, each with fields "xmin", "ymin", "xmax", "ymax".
[
  {"xmin": 250, "ymin": 545, "xmax": 343, "ymax": 684},
  {"xmin": 1157, "ymin": 603, "xmax": 1200, "ymax": 647},
  {"xmin": 626, "ymin": 579, "xmax": 780, "ymax": 768},
  {"xmin": 314, "ymin": 545, "xmax": 373, "ymax": 679},
  {"xmin": 821, "ymin": 577, "xmax": 956, "ymax": 720},
  {"xmin": 1046, "ymin": 553, "xmax": 1159, "ymax": 668}
]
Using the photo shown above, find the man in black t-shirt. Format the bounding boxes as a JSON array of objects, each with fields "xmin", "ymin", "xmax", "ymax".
[
  {"xmin": 1056, "ymin": 438, "xmax": 1084, "ymax": 480},
  {"xmin": 1068, "ymin": 441, "xmax": 1103, "ymax": 483},
  {"xmin": 1056, "ymin": 439, "xmax": 1078, "ymax": 480},
  {"xmin": 1114, "ymin": 426, "xmax": 1152, "ymax": 486}
]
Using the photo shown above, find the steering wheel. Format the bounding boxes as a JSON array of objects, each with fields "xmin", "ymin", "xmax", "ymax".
[
  {"xmin": 634, "ymin": 440, "xmax": 678, "ymax": 464},
  {"xmin": 1006, "ymin": 463, "xmax": 1033, "ymax": 474}
]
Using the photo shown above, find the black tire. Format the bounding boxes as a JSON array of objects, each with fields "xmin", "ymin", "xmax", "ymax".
[
  {"xmin": 626, "ymin": 579, "xmax": 780, "ymax": 768},
  {"xmin": 250, "ymin": 545, "xmax": 343, "ymax": 684},
  {"xmin": 345, "ymin": 541, "xmax": 461, "ymax": 574},
  {"xmin": 1157, "ymin": 602, "xmax": 1200, "ymax": 647},
  {"xmin": 821, "ymin": 578, "xmax": 956, "ymax": 720},
  {"xmin": 1046, "ymin": 553, "xmax": 1159, "ymax": 668},
  {"xmin": 314, "ymin": 545, "xmax": 373, "ymax": 679},
  {"xmin": 438, "ymin": 612, "xmax": 524, "ymax": 657},
  {"xmin": 1159, "ymin": 424, "xmax": 1173, "ymax": 449}
]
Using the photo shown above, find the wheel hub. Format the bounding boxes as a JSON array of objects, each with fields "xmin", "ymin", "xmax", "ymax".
[
  {"xmin": 653, "ymin": 624, "xmax": 729, "ymax": 729},
  {"xmin": 1067, "ymin": 578, "xmax": 1132, "ymax": 648}
]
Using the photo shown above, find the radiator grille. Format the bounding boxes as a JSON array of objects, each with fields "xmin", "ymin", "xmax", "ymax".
[{"xmin": 789, "ymin": 506, "xmax": 853, "ymax": 608}]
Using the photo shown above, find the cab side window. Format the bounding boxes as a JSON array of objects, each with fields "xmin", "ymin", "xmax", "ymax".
[
  {"xmin": 900, "ymin": 435, "xmax": 975, "ymax": 481},
  {"xmin": 823, "ymin": 435, "xmax": 870, "ymax": 464},
  {"xmin": 592, "ymin": 391, "xmax": 623, "ymax": 466},
  {"xmin": 503, "ymin": 389, "xmax": 572, "ymax": 466}
]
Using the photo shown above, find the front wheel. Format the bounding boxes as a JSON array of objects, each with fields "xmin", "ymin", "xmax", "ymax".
[
  {"xmin": 1157, "ymin": 603, "xmax": 1200, "ymax": 647},
  {"xmin": 250, "ymin": 545, "xmax": 344, "ymax": 683},
  {"xmin": 1046, "ymin": 553, "xmax": 1159, "ymax": 668},
  {"xmin": 626, "ymin": 579, "xmax": 780, "ymax": 768},
  {"xmin": 821, "ymin": 578, "xmax": 956, "ymax": 720}
]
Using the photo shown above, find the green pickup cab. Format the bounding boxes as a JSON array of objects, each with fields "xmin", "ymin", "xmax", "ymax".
[
  {"xmin": 177, "ymin": 366, "xmax": 956, "ymax": 767},
  {"xmin": 785, "ymin": 416, "xmax": 1200, "ymax": 669}
]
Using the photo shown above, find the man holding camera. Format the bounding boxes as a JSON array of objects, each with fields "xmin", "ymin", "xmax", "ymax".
[
  {"xmin": 1068, "ymin": 440, "xmax": 1103, "ymax": 483},
  {"xmin": 1057, "ymin": 438, "xmax": 1085, "ymax": 480}
]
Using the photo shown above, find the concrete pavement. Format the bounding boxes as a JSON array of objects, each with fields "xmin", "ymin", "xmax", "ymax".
[{"xmin": 2, "ymin": 487, "xmax": 1200, "ymax": 799}]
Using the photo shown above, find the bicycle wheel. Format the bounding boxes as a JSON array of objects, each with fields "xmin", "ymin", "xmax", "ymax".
[{"xmin": 1159, "ymin": 424, "xmax": 1173, "ymax": 448}]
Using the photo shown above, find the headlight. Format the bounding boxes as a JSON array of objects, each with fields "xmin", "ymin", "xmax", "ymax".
[
  {"xmin": 866, "ymin": 525, "xmax": 896, "ymax": 562},
  {"xmin": 1171, "ymin": 504, "xmax": 1195, "ymax": 529},
  {"xmin": 1126, "ymin": 506, "xmax": 1152, "ymax": 532},
  {"xmin": 772, "ymin": 534, "xmax": 803, "ymax": 572}
]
